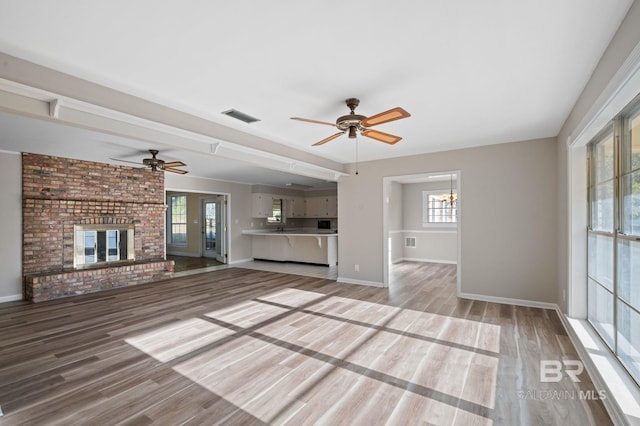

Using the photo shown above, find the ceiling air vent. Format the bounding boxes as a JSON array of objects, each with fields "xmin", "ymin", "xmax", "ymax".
[{"xmin": 221, "ymin": 109, "xmax": 260, "ymax": 124}]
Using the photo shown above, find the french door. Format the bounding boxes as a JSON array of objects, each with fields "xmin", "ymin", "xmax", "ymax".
[{"xmin": 201, "ymin": 195, "xmax": 227, "ymax": 263}]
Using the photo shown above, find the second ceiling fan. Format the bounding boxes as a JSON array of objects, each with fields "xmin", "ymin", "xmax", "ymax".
[{"xmin": 291, "ymin": 98, "xmax": 410, "ymax": 146}]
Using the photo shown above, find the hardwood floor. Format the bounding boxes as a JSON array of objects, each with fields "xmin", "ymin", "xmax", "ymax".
[
  {"xmin": 0, "ymin": 262, "xmax": 610, "ymax": 425},
  {"xmin": 167, "ymin": 255, "xmax": 224, "ymax": 273}
]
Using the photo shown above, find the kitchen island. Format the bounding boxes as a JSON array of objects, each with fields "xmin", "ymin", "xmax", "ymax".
[{"xmin": 242, "ymin": 230, "xmax": 338, "ymax": 266}]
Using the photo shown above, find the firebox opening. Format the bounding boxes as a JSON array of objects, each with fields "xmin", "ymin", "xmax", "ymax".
[{"xmin": 74, "ymin": 224, "xmax": 135, "ymax": 268}]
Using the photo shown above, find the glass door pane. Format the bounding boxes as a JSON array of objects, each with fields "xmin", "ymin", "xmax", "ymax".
[
  {"xmin": 205, "ymin": 202, "xmax": 216, "ymax": 252},
  {"xmin": 202, "ymin": 196, "xmax": 225, "ymax": 262}
]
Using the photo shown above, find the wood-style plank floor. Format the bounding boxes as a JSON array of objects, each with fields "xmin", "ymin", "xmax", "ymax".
[{"xmin": 0, "ymin": 262, "xmax": 610, "ymax": 425}]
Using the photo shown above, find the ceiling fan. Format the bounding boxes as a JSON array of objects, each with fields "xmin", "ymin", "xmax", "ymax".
[
  {"xmin": 291, "ymin": 98, "xmax": 411, "ymax": 146},
  {"xmin": 112, "ymin": 149, "xmax": 188, "ymax": 174}
]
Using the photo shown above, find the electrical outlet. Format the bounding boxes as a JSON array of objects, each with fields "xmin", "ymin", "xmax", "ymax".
[{"xmin": 355, "ymin": 264, "xmax": 360, "ymax": 272}]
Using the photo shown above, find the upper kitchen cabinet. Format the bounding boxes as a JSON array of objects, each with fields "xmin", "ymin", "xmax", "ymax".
[
  {"xmin": 285, "ymin": 196, "xmax": 305, "ymax": 218},
  {"xmin": 305, "ymin": 195, "xmax": 338, "ymax": 218},
  {"xmin": 251, "ymin": 193, "xmax": 275, "ymax": 218}
]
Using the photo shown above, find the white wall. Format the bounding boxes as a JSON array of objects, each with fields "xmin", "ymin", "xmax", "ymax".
[
  {"xmin": 556, "ymin": 0, "xmax": 640, "ymax": 314},
  {"xmin": 164, "ymin": 173, "xmax": 254, "ymax": 263},
  {"xmin": 338, "ymin": 137, "xmax": 558, "ymax": 303},
  {"xmin": 0, "ymin": 151, "xmax": 22, "ymax": 301}
]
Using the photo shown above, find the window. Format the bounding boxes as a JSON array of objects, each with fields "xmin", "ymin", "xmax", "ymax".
[
  {"xmin": 268, "ymin": 198, "xmax": 283, "ymax": 223},
  {"xmin": 74, "ymin": 224, "xmax": 134, "ymax": 268},
  {"xmin": 422, "ymin": 190, "xmax": 457, "ymax": 225},
  {"xmin": 588, "ymin": 95, "xmax": 640, "ymax": 384},
  {"xmin": 168, "ymin": 194, "xmax": 187, "ymax": 245}
]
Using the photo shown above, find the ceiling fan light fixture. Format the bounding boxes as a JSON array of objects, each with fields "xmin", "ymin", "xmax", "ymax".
[{"xmin": 292, "ymin": 98, "xmax": 409, "ymax": 147}]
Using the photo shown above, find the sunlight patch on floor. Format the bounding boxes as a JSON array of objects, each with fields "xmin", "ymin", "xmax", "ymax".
[
  {"xmin": 125, "ymin": 318, "xmax": 234, "ymax": 362},
  {"xmin": 165, "ymin": 290, "xmax": 500, "ymax": 423}
]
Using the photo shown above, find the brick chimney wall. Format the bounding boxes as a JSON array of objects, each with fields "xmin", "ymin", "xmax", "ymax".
[{"xmin": 22, "ymin": 153, "xmax": 173, "ymax": 302}]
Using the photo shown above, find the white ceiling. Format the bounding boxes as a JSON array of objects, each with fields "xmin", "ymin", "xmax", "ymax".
[{"xmin": 0, "ymin": 1, "xmax": 633, "ymax": 187}]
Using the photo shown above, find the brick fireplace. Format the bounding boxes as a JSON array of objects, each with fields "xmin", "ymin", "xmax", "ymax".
[{"xmin": 22, "ymin": 153, "xmax": 174, "ymax": 302}]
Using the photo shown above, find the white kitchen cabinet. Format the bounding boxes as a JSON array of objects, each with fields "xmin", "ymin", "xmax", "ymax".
[
  {"xmin": 285, "ymin": 196, "xmax": 305, "ymax": 218},
  {"xmin": 304, "ymin": 197, "xmax": 323, "ymax": 218},
  {"xmin": 305, "ymin": 196, "xmax": 338, "ymax": 218},
  {"xmin": 251, "ymin": 193, "xmax": 273, "ymax": 218}
]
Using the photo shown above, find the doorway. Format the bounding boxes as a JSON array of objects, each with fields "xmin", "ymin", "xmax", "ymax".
[
  {"xmin": 201, "ymin": 195, "xmax": 227, "ymax": 262},
  {"xmin": 382, "ymin": 171, "xmax": 461, "ymax": 294}
]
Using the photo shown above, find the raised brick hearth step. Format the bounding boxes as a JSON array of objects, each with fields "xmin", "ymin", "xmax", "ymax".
[{"xmin": 24, "ymin": 260, "xmax": 174, "ymax": 303}]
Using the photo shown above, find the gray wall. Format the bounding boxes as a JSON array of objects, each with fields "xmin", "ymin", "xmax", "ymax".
[
  {"xmin": 338, "ymin": 137, "xmax": 558, "ymax": 303},
  {"xmin": 165, "ymin": 174, "xmax": 254, "ymax": 263},
  {"xmin": 0, "ymin": 151, "xmax": 22, "ymax": 301},
  {"xmin": 401, "ymin": 181, "xmax": 457, "ymax": 264}
]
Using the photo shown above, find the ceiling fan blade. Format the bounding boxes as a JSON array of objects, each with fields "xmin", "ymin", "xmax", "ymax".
[
  {"xmin": 164, "ymin": 167, "xmax": 188, "ymax": 175},
  {"xmin": 163, "ymin": 161, "xmax": 186, "ymax": 168},
  {"xmin": 361, "ymin": 129, "xmax": 403, "ymax": 145},
  {"xmin": 360, "ymin": 107, "xmax": 411, "ymax": 127},
  {"xmin": 291, "ymin": 117, "xmax": 337, "ymax": 126},
  {"xmin": 312, "ymin": 132, "xmax": 345, "ymax": 146}
]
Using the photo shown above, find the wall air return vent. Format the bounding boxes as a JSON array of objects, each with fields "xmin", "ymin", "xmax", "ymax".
[
  {"xmin": 405, "ymin": 237, "xmax": 416, "ymax": 248},
  {"xmin": 221, "ymin": 109, "xmax": 261, "ymax": 124}
]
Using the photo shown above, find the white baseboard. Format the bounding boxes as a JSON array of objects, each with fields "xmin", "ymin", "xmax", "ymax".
[
  {"xmin": 397, "ymin": 257, "xmax": 457, "ymax": 265},
  {"xmin": 0, "ymin": 294, "xmax": 22, "ymax": 304},
  {"xmin": 337, "ymin": 277, "xmax": 386, "ymax": 288},
  {"xmin": 457, "ymin": 291, "xmax": 557, "ymax": 309},
  {"xmin": 229, "ymin": 258, "xmax": 255, "ymax": 265}
]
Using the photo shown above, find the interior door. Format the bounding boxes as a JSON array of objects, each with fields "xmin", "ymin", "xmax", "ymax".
[{"xmin": 202, "ymin": 195, "xmax": 227, "ymax": 262}]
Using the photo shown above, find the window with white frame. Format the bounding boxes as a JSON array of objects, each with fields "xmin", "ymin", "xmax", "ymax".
[
  {"xmin": 168, "ymin": 194, "xmax": 187, "ymax": 245},
  {"xmin": 587, "ymin": 94, "xmax": 640, "ymax": 385},
  {"xmin": 422, "ymin": 190, "xmax": 458, "ymax": 225}
]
